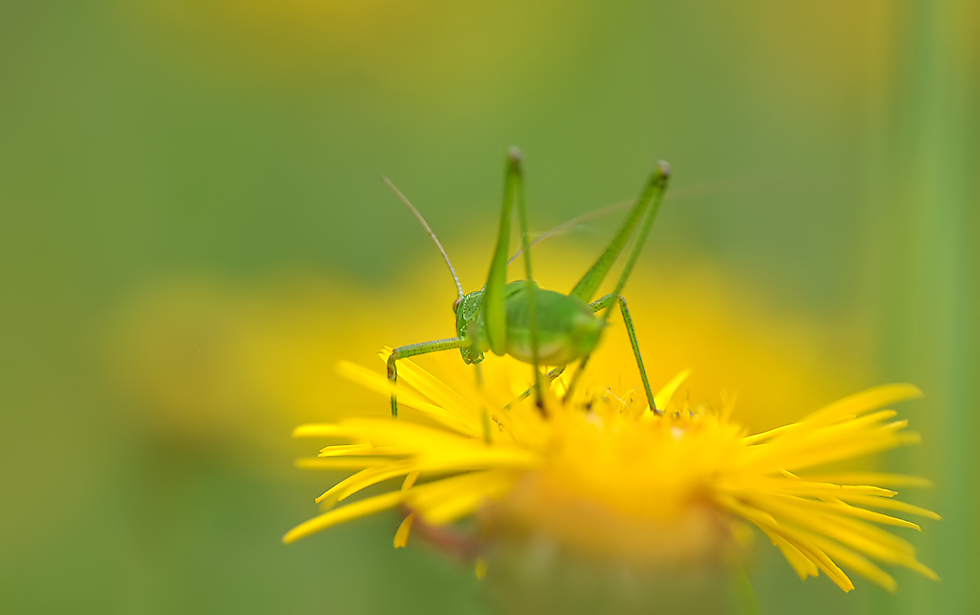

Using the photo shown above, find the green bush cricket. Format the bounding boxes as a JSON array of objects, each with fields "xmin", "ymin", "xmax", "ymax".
[{"xmin": 384, "ymin": 148, "xmax": 670, "ymax": 417}]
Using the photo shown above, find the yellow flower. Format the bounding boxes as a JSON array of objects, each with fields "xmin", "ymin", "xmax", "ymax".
[{"xmin": 285, "ymin": 351, "xmax": 938, "ymax": 593}]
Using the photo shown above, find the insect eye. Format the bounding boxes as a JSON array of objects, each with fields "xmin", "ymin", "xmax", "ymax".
[{"xmin": 453, "ymin": 297, "xmax": 462, "ymax": 313}]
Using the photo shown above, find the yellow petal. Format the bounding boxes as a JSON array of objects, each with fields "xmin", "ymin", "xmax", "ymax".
[
  {"xmin": 394, "ymin": 512, "xmax": 417, "ymax": 548},
  {"xmin": 283, "ymin": 490, "xmax": 408, "ymax": 544},
  {"xmin": 651, "ymin": 369, "xmax": 691, "ymax": 415},
  {"xmin": 801, "ymin": 384, "xmax": 923, "ymax": 425}
]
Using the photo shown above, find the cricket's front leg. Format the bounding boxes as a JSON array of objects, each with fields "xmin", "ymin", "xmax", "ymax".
[
  {"xmin": 590, "ymin": 293, "xmax": 658, "ymax": 415},
  {"xmin": 387, "ymin": 337, "xmax": 469, "ymax": 417}
]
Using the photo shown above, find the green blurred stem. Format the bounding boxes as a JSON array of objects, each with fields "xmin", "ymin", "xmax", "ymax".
[{"xmin": 869, "ymin": 1, "xmax": 979, "ymax": 613}]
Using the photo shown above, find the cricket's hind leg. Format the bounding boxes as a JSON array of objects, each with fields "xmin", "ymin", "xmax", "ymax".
[
  {"xmin": 387, "ymin": 337, "xmax": 470, "ymax": 417},
  {"xmin": 586, "ymin": 293, "xmax": 659, "ymax": 415},
  {"xmin": 483, "ymin": 149, "xmax": 545, "ymax": 410},
  {"xmin": 504, "ymin": 365, "xmax": 568, "ymax": 411}
]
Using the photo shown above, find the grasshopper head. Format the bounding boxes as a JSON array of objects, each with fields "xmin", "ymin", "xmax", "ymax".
[{"xmin": 454, "ymin": 290, "xmax": 486, "ymax": 364}]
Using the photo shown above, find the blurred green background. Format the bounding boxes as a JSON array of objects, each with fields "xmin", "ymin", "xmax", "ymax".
[{"xmin": 2, "ymin": 1, "xmax": 977, "ymax": 613}]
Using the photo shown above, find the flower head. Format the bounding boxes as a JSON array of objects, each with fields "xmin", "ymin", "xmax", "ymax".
[{"xmin": 285, "ymin": 350, "xmax": 937, "ymax": 593}]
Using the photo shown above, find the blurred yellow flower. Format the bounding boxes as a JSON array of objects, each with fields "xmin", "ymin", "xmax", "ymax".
[{"xmin": 286, "ymin": 351, "xmax": 937, "ymax": 593}]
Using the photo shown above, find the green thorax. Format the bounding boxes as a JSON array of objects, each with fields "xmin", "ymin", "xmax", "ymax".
[{"xmin": 454, "ymin": 280, "xmax": 603, "ymax": 366}]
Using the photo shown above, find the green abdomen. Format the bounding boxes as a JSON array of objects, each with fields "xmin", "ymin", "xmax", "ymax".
[{"xmin": 503, "ymin": 284, "xmax": 602, "ymax": 366}]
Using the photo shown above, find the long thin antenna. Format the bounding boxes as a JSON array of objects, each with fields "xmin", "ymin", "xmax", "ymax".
[
  {"xmin": 507, "ymin": 177, "xmax": 757, "ymax": 265},
  {"xmin": 383, "ymin": 177, "xmax": 465, "ymax": 300},
  {"xmin": 507, "ymin": 199, "xmax": 629, "ymax": 265}
]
